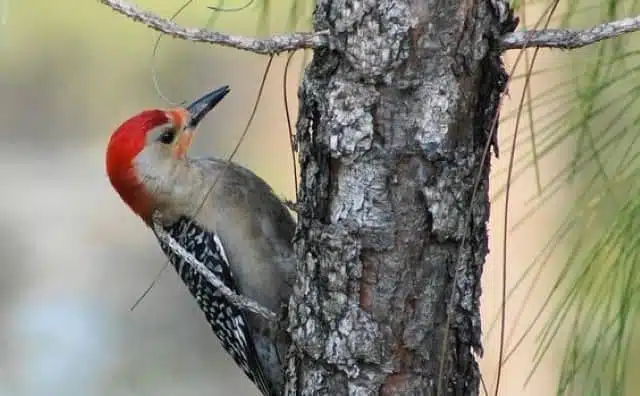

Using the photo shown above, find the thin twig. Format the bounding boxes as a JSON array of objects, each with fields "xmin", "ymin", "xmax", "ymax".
[
  {"xmin": 98, "ymin": 0, "xmax": 328, "ymax": 54},
  {"xmin": 98, "ymin": 1, "xmax": 640, "ymax": 53},
  {"xmin": 502, "ymin": 15, "xmax": 640, "ymax": 50},
  {"xmin": 152, "ymin": 214, "xmax": 277, "ymax": 322}
]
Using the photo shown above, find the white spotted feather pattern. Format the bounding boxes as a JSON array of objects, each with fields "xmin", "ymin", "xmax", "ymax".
[{"xmin": 157, "ymin": 216, "xmax": 274, "ymax": 396}]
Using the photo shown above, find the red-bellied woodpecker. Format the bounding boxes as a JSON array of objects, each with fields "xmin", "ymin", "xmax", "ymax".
[{"xmin": 105, "ymin": 86, "xmax": 295, "ymax": 396}]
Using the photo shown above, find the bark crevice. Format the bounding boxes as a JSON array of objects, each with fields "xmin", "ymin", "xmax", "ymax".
[{"xmin": 288, "ymin": 1, "xmax": 517, "ymax": 394}]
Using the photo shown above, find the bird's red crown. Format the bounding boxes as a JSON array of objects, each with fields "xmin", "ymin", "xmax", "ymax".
[
  {"xmin": 106, "ymin": 109, "xmax": 175, "ymax": 222},
  {"xmin": 106, "ymin": 86, "xmax": 230, "ymax": 224}
]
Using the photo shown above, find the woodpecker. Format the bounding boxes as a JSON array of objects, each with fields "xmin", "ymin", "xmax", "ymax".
[{"xmin": 105, "ymin": 86, "xmax": 296, "ymax": 396}]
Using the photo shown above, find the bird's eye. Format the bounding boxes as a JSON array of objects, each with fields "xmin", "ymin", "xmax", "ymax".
[{"xmin": 158, "ymin": 128, "xmax": 176, "ymax": 144}]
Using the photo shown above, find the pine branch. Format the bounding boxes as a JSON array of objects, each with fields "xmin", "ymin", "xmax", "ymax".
[
  {"xmin": 98, "ymin": 0, "xmax": 328, "ymax": 54},
  {"xmin": 502, "ymin": 15, "xmax": 640, "ymax": 49},
  {"xmin": 98, "ymin": 0, "xmax": 640, "ymax": 53}
]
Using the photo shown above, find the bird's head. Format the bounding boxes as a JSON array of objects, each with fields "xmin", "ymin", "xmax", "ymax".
[{"xmin": 106, "ymin": 86, "xmax": 230, "ymax": 223}]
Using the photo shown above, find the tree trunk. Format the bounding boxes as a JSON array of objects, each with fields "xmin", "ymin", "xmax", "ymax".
[{"xmin": 287, "ymin": 0, "xmax": 516, "ymax": 395}]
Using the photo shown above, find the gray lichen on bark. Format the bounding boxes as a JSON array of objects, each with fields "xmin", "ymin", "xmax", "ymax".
[{"xmin": 288, "ymin": 0, "xmax": 516, "ymax": 395}]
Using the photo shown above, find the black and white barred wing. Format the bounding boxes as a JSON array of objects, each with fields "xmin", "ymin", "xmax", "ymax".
[{"xmin": 157, "ymin": 216, "xmax": 273, "ymax": 396}]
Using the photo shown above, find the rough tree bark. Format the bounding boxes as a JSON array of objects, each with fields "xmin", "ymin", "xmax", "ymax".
[{"xmin": 287, "ymin": 0, "xmax": 517, "ymax": 395}]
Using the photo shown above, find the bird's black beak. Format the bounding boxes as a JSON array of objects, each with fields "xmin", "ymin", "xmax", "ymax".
[{"xmin": 186, "ymin": 85, "xmax": 231, "ymax": 129}]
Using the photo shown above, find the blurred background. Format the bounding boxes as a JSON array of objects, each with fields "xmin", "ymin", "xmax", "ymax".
[
  {"xmin": 0, "ymin": 0, "xmax": 637, "ymax": 395},
  {"xmin": 0, "ymin": 1, "xmax": 303, "ymax": 395}
]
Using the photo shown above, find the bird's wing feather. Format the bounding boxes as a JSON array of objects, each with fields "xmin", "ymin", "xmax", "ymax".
[{"xmin": 157, "ymin": 216, "xmax": 274, "ymax": 396}]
